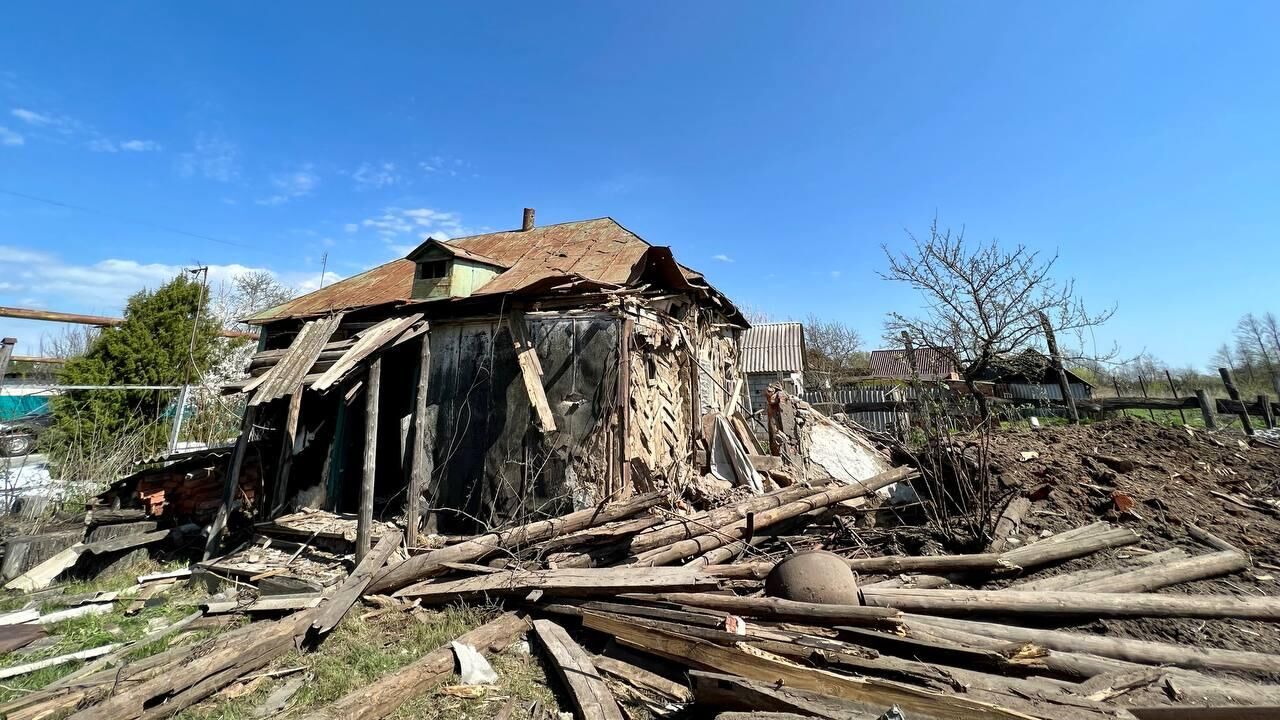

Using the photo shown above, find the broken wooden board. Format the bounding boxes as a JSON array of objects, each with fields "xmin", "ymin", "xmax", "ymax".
[
  {"xmin": 533, "ymin": 619, "xmax": 624, "ymax": 720},
  {"xmin": 310, "ymin": 313, "xmax": 423, "ymax": 392},
  {"xmin": 395, "ymin": 566, "xmax": 718, "ymax": 601}
]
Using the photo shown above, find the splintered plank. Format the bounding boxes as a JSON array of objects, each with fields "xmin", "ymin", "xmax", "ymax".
[
  {"xmin": 532, "ymin": 619, "xmax": 624, "ymax": 720},
  {"xmin": 511, "ymin": 309, "xmax": 557, "ymax": 433},
  {"xmin": 310, "ymin": 313, "xmax": 423, "ymax": 392},
  {"xmin": 394, "ymin": 566, "xmax": 716, "ymax": 601}
]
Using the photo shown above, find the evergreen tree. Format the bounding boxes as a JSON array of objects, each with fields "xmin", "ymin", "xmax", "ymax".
[{"xmin": 46, "ymin": 274, "xmax": 217, "ymax": 472}]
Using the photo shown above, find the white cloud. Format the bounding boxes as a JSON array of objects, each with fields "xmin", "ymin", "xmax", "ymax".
[
  {"xmin": 0, "ymin": 126, "xmax": 23, "ymax": 147},
  {"xmin": 0, "ymin": 244, "xmax": 340, "ymax": 319},
  {"xmin": 356, "ymin": 207, "xmax": 466, "ymax": 242},
  {"xmin": 343, "ymin": 223, "xmax": 359, "ymax": 233},
  {"xmin": 179, "ymin": 133, "xmax": 239, "ymax": 182},
  {"xmin": 120, "ymin": 139, "xmax": 161, "ymax": 152},
  {"xmin": 830, "ymin": 270, "xmax": 842, "ymax": 279},
  {"xmin": 257, "ymin": 165, "xmax": 319, "ymax": 206},
  {"xmin": 712, "ymin": 253, "xmax": 734, "ymax": 263},
  {"xmin": 10, "ymin": 108, "xmax": 52, "ymax": 126},
  {"xmin": 352, "ymin": 161, "xmax": 399, "ymax": 189}
]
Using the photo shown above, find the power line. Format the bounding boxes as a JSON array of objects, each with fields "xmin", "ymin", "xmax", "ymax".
[{"xmin": 0, "ymin": 187, "xmax": 252, "ymax": 248}]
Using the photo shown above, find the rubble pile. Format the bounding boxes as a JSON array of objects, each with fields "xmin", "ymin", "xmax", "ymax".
[{"xmin": 4, "ymin": 409, "xmax": 1280, "ymax": 719}]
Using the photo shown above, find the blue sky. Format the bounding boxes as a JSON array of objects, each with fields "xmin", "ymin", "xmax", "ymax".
[{"xmin": 1, "ymin": 3, "xmax": 1278, "ymax": 366}]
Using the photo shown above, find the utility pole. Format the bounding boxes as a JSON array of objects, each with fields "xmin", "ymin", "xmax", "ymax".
[
  {"xmin": 319, "ymin": 252, "xmax": 329, "ymax": 289},
  {"xmin": 168, "ymin": 267, "xmax": 209, "ymax": 453}
]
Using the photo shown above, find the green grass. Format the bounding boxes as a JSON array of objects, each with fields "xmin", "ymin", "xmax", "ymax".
[
  {"xmin": 0, "ymin": 557, "xmax": 214, "ymax": 704},
  {"xmin": 173, "ymin": 603, "xmax": 558, "ymax": 720}
]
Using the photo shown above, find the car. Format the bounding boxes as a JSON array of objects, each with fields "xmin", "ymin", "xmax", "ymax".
[{"xmin": 0, "ymin": 408, "xmax": 53, "ymax": 457}]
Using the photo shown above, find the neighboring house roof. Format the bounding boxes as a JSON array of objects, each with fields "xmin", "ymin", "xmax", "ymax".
[
  {"xmin": 977, "ymin": 350, "xmax": 1095, "ymax": 387},
  {"xmin": 740, "ymin": 322, "xmax": 805, "ymax": 374},
  {"xmin": 868, "ymin": 348, "xmax": 959, "ymax": 380},
  {"xmin": 247, "ymin": 217, "xmax": 739, "ymax": 324}
]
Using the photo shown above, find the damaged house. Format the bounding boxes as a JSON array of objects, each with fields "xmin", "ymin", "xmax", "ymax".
[{"xmin": 209, "ymin": 211, "xmax": 746, "ymax": 550}]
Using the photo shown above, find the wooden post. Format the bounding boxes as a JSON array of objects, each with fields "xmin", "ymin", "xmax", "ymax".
[
  {"xmin": 1195, "ymin": 389, "xmax": 1218, "ymax": 430},
  {"xmin": 1218, "ymin": 367, "xmax": 1255, "ymax": 435},
  {"xmin": 617, "ymin": 317, "xmax": 633, "ymax": 498},
  {"xmin": 1259, "ymin": 394, "xmax": 1275, "ymax": 429},
  {"xmin": 1037, "ymin": 313, "xmax": 1079, "ymax": 424},
  {"xmin": 0, "ymin": 337, "xmax": 14, "ymax": 391},
  {"xmin": 1112, "ymin": 379, "xmax": 1126, "ymax": 418},
  {"xmin": 1164, "ymin": 369, "xmax": 1188, "ymax": 426},
  {"xmin": 358, "ymin": 356, "xmax": 382, "ymax": 563},
  {"xmin": 1136, "ymin": 374, "xmax": 1156, "ymax": 422},
  {"xmin": 269, "ymin": 389, "xmax": 303, "ymax": 518},
  {"xmin": 407, "ymin": 331, "xmax": 432, "ymax": 548},
  {"xmin": 204, "ymin": 405, "xmax": 258, "ymax": 560}
]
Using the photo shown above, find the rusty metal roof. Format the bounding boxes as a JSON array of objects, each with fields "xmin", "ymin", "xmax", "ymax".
[
  {"xmin": 246, "ymin": 259, "xmax": 415, "ymax": 324},
  {"xmin": 739, "ymin": 322, "xmax": 805, "ymax": 374},
  {"xmin": 247, "ymin": 217, "xmax": 738, "ymax": 324},
  {"xmin": 869, "ymin": 348, "xmax": 959, "ymax": 380}
]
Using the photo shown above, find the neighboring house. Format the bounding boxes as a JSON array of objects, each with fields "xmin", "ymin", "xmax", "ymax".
[
  {"xmin": 738, "ymin": 322, "xmax": 805, "ymax": 416},
  {"xmin": 238, "ymin": 211, "xmax": 747, "ymax": 535},
  {"xmin": 975, "ymin": 350, "xmax": 1094, "ymax": 402},
  {"xmin": 868, "ymin": 348, "xmax": 961, "ymax": 381}
]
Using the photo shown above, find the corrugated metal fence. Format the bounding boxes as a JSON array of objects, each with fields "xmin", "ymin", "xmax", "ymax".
[{"xmin": 803, "ymin": 385, "xmax": 914, "ymax": 434}]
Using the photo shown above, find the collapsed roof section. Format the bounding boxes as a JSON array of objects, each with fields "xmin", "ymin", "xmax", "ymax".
[{"xmin": 245, "ymin": 216, "xmax": 745, "ymax": 326}]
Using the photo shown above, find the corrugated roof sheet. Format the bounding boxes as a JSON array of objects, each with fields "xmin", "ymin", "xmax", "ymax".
[
  {"xmin": 247, "ymin": 217, "xmax": 730, "ymax": 324},
  {"xmin": 740, "ymin": 322, "xmax": 805, "ymax": 373},
  {"xmin": 868, "ymin": 348, "xmax": 959, "ymax": 380}
]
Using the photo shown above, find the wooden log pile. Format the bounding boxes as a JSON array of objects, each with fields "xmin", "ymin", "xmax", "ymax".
[{"xmin": 13, "ymin": 460, "xmax": 1280, "ymax": 720}]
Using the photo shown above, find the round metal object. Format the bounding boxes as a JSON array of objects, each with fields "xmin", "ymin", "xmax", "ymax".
[{"xmin": 764, "ymin": 550, "xmax": 860, "ymax": 605}]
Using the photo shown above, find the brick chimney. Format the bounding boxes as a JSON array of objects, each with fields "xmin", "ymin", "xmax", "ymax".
[{"xmin": 522, "ymin": 207, "xmax": 535, "ymax": 231}]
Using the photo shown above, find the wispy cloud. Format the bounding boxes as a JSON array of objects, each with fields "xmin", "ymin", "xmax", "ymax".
[
  {"xmin": 10, "ymin": 106, "xmax": 160, "ymax": 152},
  {"xmin": 90, "ymin": 138, "xmax": 162, "ymax": 153},
  {"xmin": 352, "ymin": 161, "xmax": 399, "ymax": 189},
  {"xmin": 257, "ymin": 165, "xmax": 320, "ymax": 206},
  {"xmin": 0, "ymin": 126, "xmax": 22, "ymax": 147},
  {"xmin": 178, "ymin": 133, "xmax": 239, "ymax": 182},
  {"xmin": 349, "ymin": 207, "xmax": 472, "ymax": 257},
  {"xmin": 419, "ymin": 155, "xmax": 466, "ymax": 177},
  {"xmin": 830, "ymin": 270, "xmax": 842, "ymax": 279},
  {"xmin": 10, "ymin": 108, "xmax": 54, "ymax": 127},
  {"xmin": 712, "ymin": 253, "xmax": 734, "ymax": 263}
]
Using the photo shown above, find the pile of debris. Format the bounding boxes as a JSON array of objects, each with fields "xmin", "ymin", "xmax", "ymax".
[{"xmin": 3, "ymin": 409, "xmax": 1280, "ymax": 718}]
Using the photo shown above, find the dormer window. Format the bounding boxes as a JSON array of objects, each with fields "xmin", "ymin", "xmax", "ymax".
[{"xmin": 417, "ymin": 260, "xmax": 449, "ymax": 280}]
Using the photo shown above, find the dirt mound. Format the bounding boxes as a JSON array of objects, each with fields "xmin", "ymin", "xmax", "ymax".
[{"xmin": 982, "ymin": 417, "xmax": 1280, "ymax": 662}]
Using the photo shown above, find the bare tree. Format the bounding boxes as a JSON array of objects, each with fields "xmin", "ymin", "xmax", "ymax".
[
  {"xmin": 802, "ymin": 314, "xmax": 866, "ymax": 387},
  {"xmin": 881, "ymin": 218, "xmax": 1114, "ymax": 419},
  {"xmin": 1235, "ymin": 312, "xmax": 1276, "ymax": 378}
]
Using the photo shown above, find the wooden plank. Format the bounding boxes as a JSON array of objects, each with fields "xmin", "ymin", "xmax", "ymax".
[
  {"xmin": 396, "ymin": 566, "xmax": 717, "ymax": 601},
  {"xmin": 620, "ymin": 592, "xmax": 902, "ymax": 630},
  {"xmin": 406, "ymin": 329, "xmax": 432, "ymax": 547},
  {"xmin": 357, "ymin": 356, "xmax": 382, "ymax": 563},
  {"xmin": 592, "ymin": 653, "xmax": 691, "ymax": 702},
  {"xmin": 582, "ymin": 611, "xmax": 1037, "ymax": 720},
  {"xmin": 309, "ymin": 530, "xmax": 403, "ymax": 638},
  {"xmin": 0, "ymin": 643, "xmax": 120, "ymax": 679},
  {"xmin": 1220, "ymin": 367, "xmax": 1255, "ymax": 435},
  {"xmin": 689, "ymin": 670, "xmax": 885, "ymax": 720},
  {"xmin": 1069, "ymin": 550, "xmax": 1247, "ymax": 593},
  {"xmin": 249, "ymin": 314, "xmax": 342, "ymax": 406},
  {"xmin": 511, "ymin": 308, "xmax": 557, "ymax": 433},
  {"xmin": 311, "ymin": 314, "xmax": 423, "ymax": 392},
  {"xmin": 532, "ymin": 619, "xmax": 624, "ymax": 720},
  {"xmin": 1129, "ymin": 706, "xmax": 1280, "ymax": 720},
  {"xmin": 1196, "ymin": 389, "xmax": 1219, "ymax": 429},
  {"xmin": 863, "ymin": 587, "xmax": 1280, "ymax": 621},
  {"xmin": 204, "ymin": 406, "xmax": 259, "ymax": 560}
]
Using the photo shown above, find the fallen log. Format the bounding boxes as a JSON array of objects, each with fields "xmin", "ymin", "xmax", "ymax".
[
  {"xmin": 634, "ymin": 467, "xmax": 916, "ymax": 567},
  {"xmin": 397, "ymin": 566, "xmax": 718, "ymax": 601},
  {"xmin": 904, "ymin": 612, "xmax": 1280, "ymax": 676},
  {"xmin": 862, "ymin": 587, "xmax": 1280, "ymax": 621},
  {"xmin": 988, "ymin": 497, "xmax": 1031, "ymax": 553},
  {"xmin": 998, "ymin": 527, "xmax": 1141, "ymax": 570},
  {"xmin": 368, "ymin": 492, "xmax": 664, "ymax": 594},
  {"xmin": 553, "ymin": 483, "xmax": 830, "ymax": 569},
  {"xmin": 620, "ymin": 592, "xmax": 904, "ymax": 630},
  {"xmin": 1070, "ymin": 550, "xmax": 1247, "ymax": 593},
  {"xmin": 532, "ymin": 619, "xmax": 624, "ymax": 720},
  {"xmin": 295, "ymin": 613, "xmax": 530, "ymax": 720},
  {"xmin": 1010, "ymin": 548, "xmax": 1188, "ymax": 591}
]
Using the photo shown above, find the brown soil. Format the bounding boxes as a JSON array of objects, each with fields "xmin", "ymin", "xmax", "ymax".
[{"xmin": 978, "ymin": 417, "xmax": 1280, "ymax": 669}]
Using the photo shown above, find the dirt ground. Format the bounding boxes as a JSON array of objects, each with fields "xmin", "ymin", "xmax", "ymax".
[{"xmin": 977, "ymin": 417, "xmax": 1280, "ymax": 671}]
